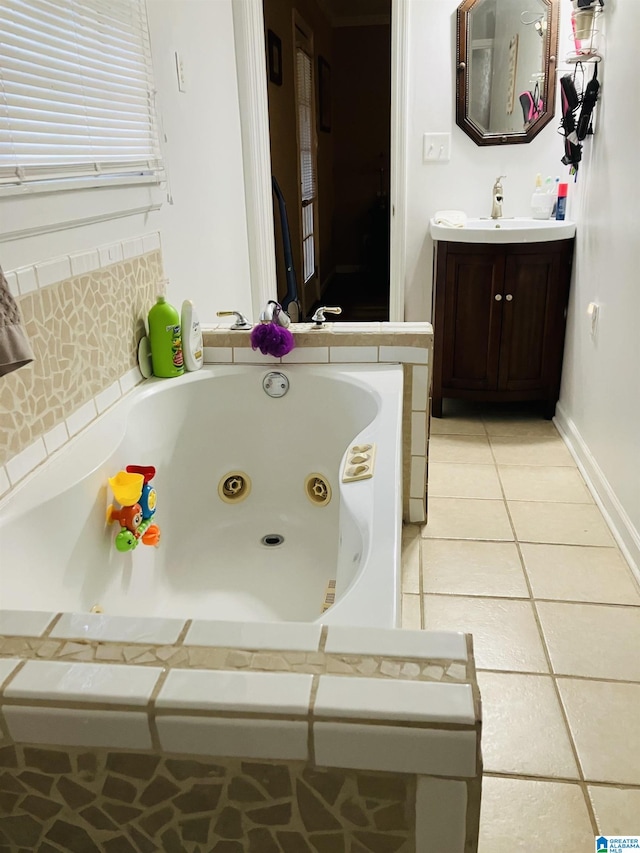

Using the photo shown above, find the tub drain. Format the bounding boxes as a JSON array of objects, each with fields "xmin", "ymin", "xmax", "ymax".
[
  {"xmin": 261, "ymin": 534, "xmax": 284, "ymax": 547},
  {"xmin": 305, "ymin": 473, "xmax": 332, "ymax": 506},
  {"xmin": 218, "ymin": 472, "xmax": 251, "ymax": 504}
]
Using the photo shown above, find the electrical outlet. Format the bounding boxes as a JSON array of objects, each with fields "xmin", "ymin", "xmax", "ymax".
[
  {"xmin": 423, "ymin": 133, "xmax": 451, "ymax": 163},
  {"xmin": 175, "ymin": 51, "xmax": 186, "ymax": 93}
]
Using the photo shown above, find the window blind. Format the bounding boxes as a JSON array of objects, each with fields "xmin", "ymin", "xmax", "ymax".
[
  {"xmin": 295, "ymin": 47, "xmax": 316, "ymax": 202},
  {"xmin": 0, "ymin": 0, "xmax": 162, "ymax": 187}
]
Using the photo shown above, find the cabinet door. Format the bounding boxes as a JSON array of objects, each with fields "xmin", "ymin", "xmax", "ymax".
[
  {"xmin": 498, "ymin": 247, "xmax": 571, "ymax": 392},
  {"xmin": 440, "ymin": 247, "xmax": 505, "ymax": 391}
]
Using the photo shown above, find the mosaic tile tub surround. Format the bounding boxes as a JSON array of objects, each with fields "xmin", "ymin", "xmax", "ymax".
[
  {"xmin": 0, "ymin": 617, "xmax": 482, "ymax": 852},
  {"xmin": 1, "ymin": 316, "xmax": 433, "ymax": 522},
  {"xmin": 1, "ymin": 247, "xmax": 432, "ymax": 525},
  {"xmin": 0, "ymin": 235, "xmax": 163, "ymax": 491},
  {"xmin": 0, "ymin": 747, "xmax": 418, "ymax": 853}
]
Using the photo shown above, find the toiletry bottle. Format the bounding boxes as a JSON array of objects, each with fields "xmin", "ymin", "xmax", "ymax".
[
  {"xmin": 551, "ymin": 176, "xmax": 560, "ymax": 217},
  {"xmin": 181, "ymin": 299, "xmax": 203, "ymax": 371},
  {"xmin": 148, "ymin": 295, "xmax": 184, "ymax": 378},
  {"xmin": 531, "ymin": 173, "xmax": 548, "ymax": 219},
  {"xmin": 556, "ymin": 183, "xmax": 569, "ymax": 221}
]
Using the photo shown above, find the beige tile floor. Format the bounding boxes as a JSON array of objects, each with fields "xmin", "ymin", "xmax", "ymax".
[{"xmin": 401, "ymin": 402, "xmax": 640, "ymax": 851}]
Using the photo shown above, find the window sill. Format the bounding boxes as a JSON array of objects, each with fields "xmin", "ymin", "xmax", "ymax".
[{"xmin": 0, "ymin": 179, "xmax": 165, "ymax": 244}]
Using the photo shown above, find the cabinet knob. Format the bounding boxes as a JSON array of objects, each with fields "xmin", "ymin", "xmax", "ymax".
[
  {"xmin": 505, "ymin": 294, "xmax": 513, "ymax": 301},
  {"xmin": 494, "ymin": 294, "xmax": 502, "ymax": 301}
]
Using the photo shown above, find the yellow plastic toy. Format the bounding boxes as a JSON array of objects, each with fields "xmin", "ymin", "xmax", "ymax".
[
  {"xmin": 108, "ymin": 471, "xmax": 143, "ymax": 506},
  {"xmin": 107, "ymin": 468, "xmax": 161, "ymax": 553}
]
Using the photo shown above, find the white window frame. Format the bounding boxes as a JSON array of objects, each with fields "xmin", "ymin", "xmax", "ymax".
[{"xmin": 0, "ymin": 0, "xmax": 164, "ymax": 242}]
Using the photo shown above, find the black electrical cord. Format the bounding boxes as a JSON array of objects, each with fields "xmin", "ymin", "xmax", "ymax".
[{"xmin": 576, "ymin": 64, "xmax": 600, "ymax": 141}]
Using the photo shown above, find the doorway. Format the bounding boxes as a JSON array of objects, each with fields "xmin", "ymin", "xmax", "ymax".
[
  {"xmin": 231, "ymin": 0, "xmax": 408, "ymax": 323},
  {"xmin": 262, "ymin": 0, "xmax": 392, "ymax": 322}
]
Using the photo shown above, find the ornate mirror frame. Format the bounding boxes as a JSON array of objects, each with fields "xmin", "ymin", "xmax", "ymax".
[{"xmin": 456, "ymin": 0, "xmax": 559, "ymax": 146}]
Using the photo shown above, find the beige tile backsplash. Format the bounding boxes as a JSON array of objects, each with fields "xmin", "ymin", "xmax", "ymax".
[{"xmin": 1, "ymin": 244, "xmax": 163, "ymax": 472}]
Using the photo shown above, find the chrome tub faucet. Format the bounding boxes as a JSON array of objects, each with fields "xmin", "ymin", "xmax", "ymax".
[
  {"xmin": 311, "ymin": 306, "xmax": 342, "ymax": 327},
  {"xmin": 216, "ymin": 310, "xmax": 252, "ymax": 329}
]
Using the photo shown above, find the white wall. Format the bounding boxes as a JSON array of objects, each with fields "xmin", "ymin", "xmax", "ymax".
[
  {"xmin": 404, "ymin": 0, "xmax": 639, "ymax": 572},
  {"xmin": 146, "ymin": 0, "xmax": 252, "ymax": 321},
  {"xmin": 1, "ymin": 0, "xmax": 253, "ymax": 325},
  {"xmin": 556, "ymin": 0, "xmax": 640, "ymax": 572},
  {"xmin": 403, "ymin": 0, "xmax": 571, "ymax": 321}
]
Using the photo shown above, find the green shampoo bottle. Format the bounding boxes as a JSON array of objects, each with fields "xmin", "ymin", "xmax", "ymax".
[{"xmin": 148, "ymin": 295, "xmax": 184, "ymax": 378}]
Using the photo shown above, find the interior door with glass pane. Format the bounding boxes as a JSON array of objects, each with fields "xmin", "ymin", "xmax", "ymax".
[{"xmin": 294, "ymin": 17, "xmax": 319, "ymax": 308}]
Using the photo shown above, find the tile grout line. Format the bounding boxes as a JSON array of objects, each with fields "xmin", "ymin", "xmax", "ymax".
[
  {"xmin": 424, "ymin": 414, "xmax": 635, "ymax": 831},
  {"xmin": 481, "ymin": 770, "xmax": 640, "ymax": 791},
  {"xmin": 175, "ymin": 619, "xmax": 192, "ymax": 646},
  {"xmin": 421, "ymin": 532, "xmax": 619, "ymax": 549},
  {"xmin": 147, "ymin": 667, "xmax": 172, "ymax": 753},
  {"xmin": 490, "ymin": 429, "xmax": 600, "ymax": 836},
  {"xmin": 432, "ymin": 421, "xmax": 599, "ymax": 829},
  {"xmin": 418, "ymin": 525, "xmax": 426, "ymax": 630},
  {"xmin": 42, "ymin": 612, "xmax": 63, "ymax": 638},
  {"xmin": 0, "ymin": 657, "xmax": 31, "ymax": 741},
  {"xmin": 423, "ymin": 590, "xmax": 640, "ymax": 609},
  {"xmin": 476, "ymin": 667, "xmax": 640, "ymax": 686},
  {"xmin": 307, "ymin": 675, "xmax": 320, "ymax": 766}
]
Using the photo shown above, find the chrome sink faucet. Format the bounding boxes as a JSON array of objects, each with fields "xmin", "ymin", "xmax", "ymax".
[{"xmin": 491, "ymin": 175, "xmax": 506, "ymax": 219}]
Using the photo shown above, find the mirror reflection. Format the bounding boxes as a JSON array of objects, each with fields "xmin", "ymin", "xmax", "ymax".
[{"xmin": 457, "ymin": 0, "xmax": 558, "ymax": 145}]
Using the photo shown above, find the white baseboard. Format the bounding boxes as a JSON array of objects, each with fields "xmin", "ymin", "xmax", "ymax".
[{"xmin": 554, "ymin": 402, "xmax": 640, "ymax": 584}]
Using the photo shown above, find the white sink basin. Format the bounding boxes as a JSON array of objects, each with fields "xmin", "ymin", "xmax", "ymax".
[{"xmin": 430, "ymin": 217, "xmax": 576, "ymax": 244}]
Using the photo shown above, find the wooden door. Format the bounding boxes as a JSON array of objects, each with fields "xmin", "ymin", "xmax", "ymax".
[
  {"xmin": 498, "ymin": 245, "xmax": 571, "ymax": 394},
  {"xmin": 439, "ymin": 245, "xmax": 505, "ymax": 391}
]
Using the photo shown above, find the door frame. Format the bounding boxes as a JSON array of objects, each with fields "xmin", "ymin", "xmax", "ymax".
[
  {"xmin": 293, "ymin": 10, "xmax": 320, "ymax": 314},
  {"xmin": 232, "ymin": 0, "xmax": 409, "ymax": 321}
]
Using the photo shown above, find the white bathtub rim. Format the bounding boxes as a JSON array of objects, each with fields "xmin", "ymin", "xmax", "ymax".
[
  {"xmin": 0, "ymin": 609, "xmax": 469, "ymax": 665},
  {"xmin": 0, "ymin": 363, "xmax": 400, "ymax": 521},
  {"xmin": 1, "ymin": 363, "xmax": 404, "ymax": 628}
]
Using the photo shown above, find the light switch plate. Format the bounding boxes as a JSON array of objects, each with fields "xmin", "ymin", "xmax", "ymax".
[{"xmin": 423, "ymin": 133, "xmax": 451, "ymax": 163}]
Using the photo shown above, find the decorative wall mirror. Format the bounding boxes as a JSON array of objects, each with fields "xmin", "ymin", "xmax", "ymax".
[{"xmin": 456, "ymin": 0, "xmax": 559, "ymax": 145}]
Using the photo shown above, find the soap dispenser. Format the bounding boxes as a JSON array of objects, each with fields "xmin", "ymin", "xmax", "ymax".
[
  {"xmin": 491, "ymin": 176, "xmax": 505, "ymax": 219},
  {"xmin": 531, "ymin": 173, "xmax": 553, "ymax": 220}
]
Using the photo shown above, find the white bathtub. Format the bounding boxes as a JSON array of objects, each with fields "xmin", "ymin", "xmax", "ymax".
[{"xmin": 0, "ymin": 364, "xmax": 404, "ymax": 627}]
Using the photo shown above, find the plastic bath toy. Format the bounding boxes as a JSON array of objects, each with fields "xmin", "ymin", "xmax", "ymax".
[
  {"xmin": 108, "ymin": 471, "xmax": 144, "ymax": 506},
  {"xmin": 126, "ymin": 465, "xmax": 157, "ymax": 520},
  {"xmin": 107, "ymin": 503, "xmax": 143, "ymax": 533},
  {"xmin": 107, "ymin": 466, "xmax": 161, "ymax": 552}
]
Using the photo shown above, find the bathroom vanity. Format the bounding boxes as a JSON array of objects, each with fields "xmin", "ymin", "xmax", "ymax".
[{"xmin": 431, "ymin": 229, "xmax": 575, "ymax": 418}]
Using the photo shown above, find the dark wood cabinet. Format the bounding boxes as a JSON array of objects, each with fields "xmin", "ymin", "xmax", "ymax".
[{"xmin": 432, "ymin": 239, "xmax": 574, "ymax": 418}]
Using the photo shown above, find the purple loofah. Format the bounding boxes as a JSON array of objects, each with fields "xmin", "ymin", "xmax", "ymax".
[{"xmin": 250, "ymin": 322, "xmax": 295, "ymax": 357}]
